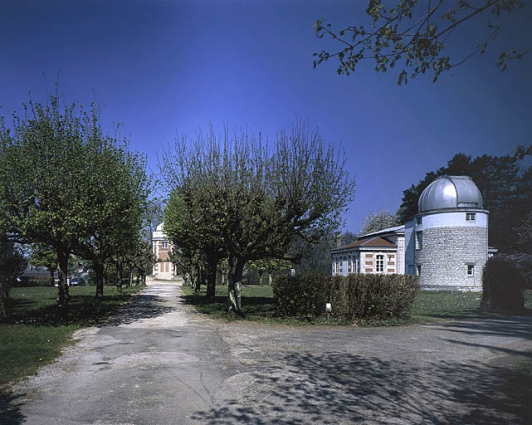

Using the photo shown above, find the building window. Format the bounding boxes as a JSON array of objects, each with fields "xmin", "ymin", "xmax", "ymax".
[
  {"xmin": 466, "ymin": 213, "xmax": 476, "ymax": 221},
  {"xmin": 467, "ymin": 264, "xmax": 474, "ymax": 276},
  {"xmin": 416, "ymin": 265, "xmax": 422, "ymax": 276},
  {"xmin": 416, "ymin": 216, "xmax": 422, "ymax": 226},
  {"xmin": 376, "ymin": 255, "xmax": 384, "ymax": 273},
  {"xmin": 162, "ymin": 241, "xmax": 168, "ymax": 249},
  {"xmin": 415, "ymin": 231, "xmax": 423, "ymax": 250}
]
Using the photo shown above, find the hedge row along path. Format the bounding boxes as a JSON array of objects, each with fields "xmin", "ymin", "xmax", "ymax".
[{"xmin": 5, "ymin": 279, "xmax": 532, "ymax": 424}]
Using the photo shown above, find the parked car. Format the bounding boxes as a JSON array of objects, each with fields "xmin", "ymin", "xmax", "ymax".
[{"xmin": 69, "ymin": 277, "xmax": 87, "ymax": 286}]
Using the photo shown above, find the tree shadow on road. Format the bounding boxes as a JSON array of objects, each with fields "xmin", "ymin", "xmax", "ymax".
[
  {"xmin": 0, "ymin": 392, "xmax": 26, "ymax": 425},
  {"xmin": 191, "ymin": 350, "xmax": 532, "ymax": 424},
  {"xmin": 99, "ymin": 294, "xmax": 173, "ymax": 327},
  {"xmin": 434, "ymin": 315, "xmax": 532, "ymax": 341}
]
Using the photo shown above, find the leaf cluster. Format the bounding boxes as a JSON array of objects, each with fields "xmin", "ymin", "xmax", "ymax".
[{"xmin": 313, "ymin": 0, "xmax": 528, "ymax": 84}]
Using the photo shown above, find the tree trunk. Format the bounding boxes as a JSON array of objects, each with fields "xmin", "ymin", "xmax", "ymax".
[
  {"xmin": 259, "ymin": 271, "xmax": 264, "ymax": 286},
  {"xmin": 206, "ymin": 257, "xmax": 218, "ymax": 301},
  {"xmin": 56, "ymin": 249, "xmax": 70, "ymax": 318},
  {"xmin": 227, "ymin": 256, "xmax": 246, "ymax": 317},
  {"xmin": 194, "ymin": 264, "xmax": 202, "ymax": 293},
  {"xmin": 49, "ymin": 269, "xmax": 55, "ymax": 286},
  {"xmin": 268, "ymin": 272, "xmax": 273, "ymax": 286},
  {"xmin": 116, "ymin": 263, "xmax": 123, "ymax": 294},
  {"xmin": 0, "ymin": 278, "xmax": 9, "ymax": 319},
  {"xmin": 95, "ymin": 262, "xmax": 105, "ymax": 299},
  {"xmin": 129, "ymin": 270, "xmax": 133, "ymax": 287}
]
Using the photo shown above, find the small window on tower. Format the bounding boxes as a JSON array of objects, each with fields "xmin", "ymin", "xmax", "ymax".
[
  {"xmin": 466, "ymin": 213, "xmax": 476, "ymax": 221},
  {"xmin": 162, "ymin": 241, "xmax": 168, "ymax": 249},
  {"xmin": 467, "ymin": 264, "xmax": 474, "ymax": 276},
  {"xmin": 416, "ymin": 216, "xmax": 422, "ymax": 226},
  {"xmin": 415, "ymin": 231, "xmax": 423, "ymax": 250}
]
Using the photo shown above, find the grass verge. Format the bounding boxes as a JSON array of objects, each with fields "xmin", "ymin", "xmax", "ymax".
[
  {"xmin": 0, "ymin": 285, "xmax": 144, "ymax": 391},
  {"xmin": 181, "ymin": 284, "xmax": 532, "ymax": 325}
]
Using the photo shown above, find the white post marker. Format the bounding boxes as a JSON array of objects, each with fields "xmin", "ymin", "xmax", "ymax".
[{"xmin": 326, "ymin": 303, "xmax": 332, "ymax": 321}]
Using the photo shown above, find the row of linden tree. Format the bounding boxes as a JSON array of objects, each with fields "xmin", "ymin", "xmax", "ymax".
[{"xmin": 161, "ymin": 123, "xmax": 355, "ymax": 316}]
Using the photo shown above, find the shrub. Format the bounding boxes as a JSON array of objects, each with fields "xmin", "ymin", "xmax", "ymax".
[
  {"xmin": 273, "ymin": 273, "xmax": 420, "ymax": 321},
  {"xmin": 272, "ymin": 273, "xmax": 329, "ymax": 318},
  {"xmin": 481, "ymin": 256, "xmax": 525, "ymax": 314},
  {"xmin": 502, "ymin": 254, "xmax": 532, "ymax": 289}
]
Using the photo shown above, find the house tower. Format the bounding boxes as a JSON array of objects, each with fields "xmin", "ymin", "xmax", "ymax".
[{"xmin": 405, "ymin": 176, "xmax": 488, "ymax": 291}]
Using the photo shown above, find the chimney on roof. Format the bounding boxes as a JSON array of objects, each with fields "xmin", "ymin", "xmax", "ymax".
[{"xmin": 336, "ymin": 233, "xmax": 343, "ymax": 248}]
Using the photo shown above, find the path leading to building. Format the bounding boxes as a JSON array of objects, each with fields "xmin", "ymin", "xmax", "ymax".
[{"xmin": 7, "ymin": 280, "xmax": 532, "ymax": 424}]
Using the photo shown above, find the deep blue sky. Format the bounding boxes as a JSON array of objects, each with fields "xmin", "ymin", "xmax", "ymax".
[{"xmin": 1, "ymin": 0, "xmax": 531, "ymax": 233}]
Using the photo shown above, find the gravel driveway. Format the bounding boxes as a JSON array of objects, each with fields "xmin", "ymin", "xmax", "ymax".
[{"xmin": 4, "ymin": 280, "xmax": 532, "ymax": 424}]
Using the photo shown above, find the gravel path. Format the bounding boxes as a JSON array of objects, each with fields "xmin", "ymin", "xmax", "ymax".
[{"xmin": 4, "ymin": 280, "xmax": 532, "ymax": 424}]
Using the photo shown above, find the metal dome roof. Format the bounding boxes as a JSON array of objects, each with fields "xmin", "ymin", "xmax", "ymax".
[{"xmin": 418, "ymin": 175, "xmax": 483, "ymax": 213}]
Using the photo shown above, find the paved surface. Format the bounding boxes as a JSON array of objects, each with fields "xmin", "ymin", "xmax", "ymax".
[{"xmin": 4, "ymin": 280, "xmax": 532, "ymax": 424}]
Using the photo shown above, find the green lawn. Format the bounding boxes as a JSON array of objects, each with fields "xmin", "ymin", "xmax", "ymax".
[{"xmin": 0, "ymin": 285, "xmax": 143, "ymax": 391}]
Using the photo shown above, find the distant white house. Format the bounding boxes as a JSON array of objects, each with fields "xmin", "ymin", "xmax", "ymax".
[
  {"xmin": 152, "ymin": 223, "xmax": 176, "ymax": 280},
  {"xmin": 332, "ymin": 175, "xmax": 492, "ymax": 291}
]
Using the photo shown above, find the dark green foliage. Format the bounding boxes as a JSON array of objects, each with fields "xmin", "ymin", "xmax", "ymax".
[
  {"xmin": 289, "ymin": 235, "xmax": 334, "ymax": 275},
  {"xmin": 481, "ymin": 256, "xmax": 525, "ymax": 313},
  {"xmin": 500, "ymin": 254, "xmax": 532, "ymax": 289},
  {"xmin": 273, "ymin": 273, "xmax": 419, "ymax": 321}
]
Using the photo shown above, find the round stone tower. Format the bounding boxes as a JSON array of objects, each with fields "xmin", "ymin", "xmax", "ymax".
[{"xmin": 410, "ymin": 175, "xmax": 488, "ymax": 291}]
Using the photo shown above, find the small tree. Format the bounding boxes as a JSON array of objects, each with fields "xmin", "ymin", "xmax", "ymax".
[
  {"xmin": 360, "ymin": 209, "xmax": 400, "ymax": 235},
  {"xmin": 164, "ymin": 189, "xmax": 225, "ymax": 299}
]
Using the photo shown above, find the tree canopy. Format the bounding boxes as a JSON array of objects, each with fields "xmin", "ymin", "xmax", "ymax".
[
  {"xmin": 314, "ymin": 0, "xmax": 529, "ymax": 84},
  {"xmin": 360, "ymin": 208, "xmax": 400, "ymax": 235},
  {"xmin": 0, "ymin": 89, "xmax": 152, "ymax": 312},
  {"xmin": 161, "ymin": 123, "xmax": 355, "ymax": 314}
]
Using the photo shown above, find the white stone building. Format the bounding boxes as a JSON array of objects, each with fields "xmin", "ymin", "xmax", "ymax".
[
  {"xmin": 332, "ymin": 175, "xmax": 490, "ymax": 291},
  {"xmin": 152, "ymin": 223, "xmax": 176, "ymax": 280},
  {"xmin": 331, "ymin": 225, "xmax": 405, "ymax": 276}
]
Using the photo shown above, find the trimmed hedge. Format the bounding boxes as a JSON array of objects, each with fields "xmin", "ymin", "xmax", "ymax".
[
  {"xmin": 272, "ymin": 273, "xmax": 420, "ymax": 321},
  {"xmin": 481, "ymin": 256, "xmax": 525, "ymax": 314}
]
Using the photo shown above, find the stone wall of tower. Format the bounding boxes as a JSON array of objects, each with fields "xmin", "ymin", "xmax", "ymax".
[{"xmin": 415, "ymin": 226, "xmax": 487, "ymax": 290}]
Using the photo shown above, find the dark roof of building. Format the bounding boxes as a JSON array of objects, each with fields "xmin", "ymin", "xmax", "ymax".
[
  {"xmin": 332, "ymin": 236, "xmax": 396, "ymax": 252},
  {"xmin": 358, "ymin": 224, "xmax": 405, "ymax": 238}
]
